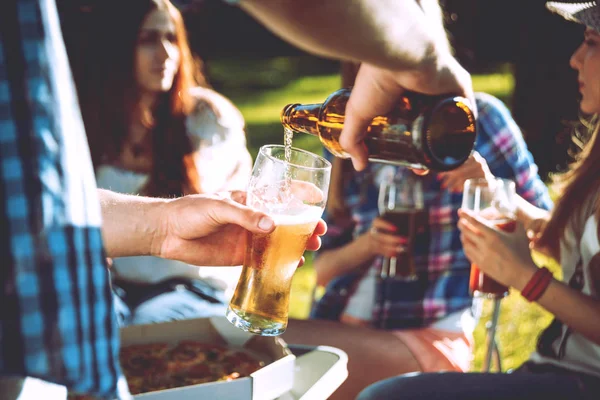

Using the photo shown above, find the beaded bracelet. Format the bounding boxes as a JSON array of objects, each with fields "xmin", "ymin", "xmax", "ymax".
[{"xmin": 521, "ymin": 267, "xmax": 553, "ymax": 302}]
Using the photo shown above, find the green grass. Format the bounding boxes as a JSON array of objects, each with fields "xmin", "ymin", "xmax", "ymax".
[
  {"xmin": 471, "ymin": 252, "xmax": 559, "ymax": 371},
  {"xmin": 211, "ymin": 56, "xmax": 342, "ymax": 159},
  {"xmin": 214, "ymin": 56, "xmax": 555, "ymax": 372}
]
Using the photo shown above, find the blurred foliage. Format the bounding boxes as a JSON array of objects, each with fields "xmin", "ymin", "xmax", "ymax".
[
  {"xmin": 216, "ymin": 55, "xmax": 554, "ymax": 372},
  {"xmin": 472, "ymin": 66, "xmax": 515, "ymax": 107},
  {"xmin": 210, "ymin": 56, "xmax": 339, "ymax": 159}
]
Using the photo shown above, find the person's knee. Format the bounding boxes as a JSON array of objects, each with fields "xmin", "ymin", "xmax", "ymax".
[
  {"xmin": 356, "ymin": 373, "xmax": 421, "ymax": 400},
  {"xmin": 356, "ymin": 384, "xmax": 386, "ymax": 400},
  {"xmin": 131, "ymin": 290, "xmax": 227, "ymax": 324}
]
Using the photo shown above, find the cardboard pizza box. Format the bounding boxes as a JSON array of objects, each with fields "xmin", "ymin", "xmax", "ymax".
[{"xmin": 120, "ymin": 316, "xmax": 295, "ymax": 400}]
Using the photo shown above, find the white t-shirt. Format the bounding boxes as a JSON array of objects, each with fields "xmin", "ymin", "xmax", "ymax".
[
  {"xmin": 95, "ymin": 88, "xmax": 251, "ymax": 297},
  {"xmin": 529, "ymin": 214, "xmax": 600, "ymax": 377}
]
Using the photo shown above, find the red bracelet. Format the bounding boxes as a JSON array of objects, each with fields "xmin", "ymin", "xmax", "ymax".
[
  {"xmin": 521, "ymin": 267, "xmax": 547, "ymax": 298},
  {"xmin": 521, "ymin": 267, "xmax": 553, "ymax": 301},
  {"xmin": 528, "ymin": 271, "xmax": 553, "ymax": 302},
  {"xmin": 521, "ymin": 267, "xmax": 553, "ymax": 302}
]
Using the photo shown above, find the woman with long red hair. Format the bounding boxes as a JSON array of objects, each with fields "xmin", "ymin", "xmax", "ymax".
[{"xmin": 73, "ymin": 0, "xmax": 252, "ymax": 325}]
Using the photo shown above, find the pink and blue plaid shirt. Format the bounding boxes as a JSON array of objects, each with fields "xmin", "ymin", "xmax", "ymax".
[{"xmin": 314, "ymin": 92, "xmax": 553, "ymax": 329}]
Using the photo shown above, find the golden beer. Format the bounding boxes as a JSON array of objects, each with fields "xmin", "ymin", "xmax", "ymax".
[
  {"xmin": 227, "ymin": 206, "xmax": 322, "ymax": 335},
  {"xmin": 226, "ymin": 144, "xmax": 330, "ymax": 336}
]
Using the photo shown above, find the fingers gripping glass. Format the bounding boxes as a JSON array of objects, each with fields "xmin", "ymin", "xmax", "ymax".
[
  {"xmin": 226, "ymin": 145, "xmax": 331, "ymax": 336},
  {"xmin": 462, "ymin": 178, "xmax": 517, "ymax": 299}
]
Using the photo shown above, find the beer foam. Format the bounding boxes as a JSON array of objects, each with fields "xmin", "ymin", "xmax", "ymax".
[{"xmin": 271, "ymin": 205, "xmax": 323, "ymax": 226}]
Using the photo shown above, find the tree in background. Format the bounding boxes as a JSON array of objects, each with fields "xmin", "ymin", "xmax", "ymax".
[{"xmin": 443, "ymin": 0, "xmax": 582, "ymax": 180}]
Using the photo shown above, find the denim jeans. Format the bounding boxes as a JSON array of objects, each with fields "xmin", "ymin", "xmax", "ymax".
[
  {"xmin": 113, "ymin": 278, "xmax": 227, "ymax": 326},
  {"xmin": 356, "ymin": 362, "xmax": 600, "ymax": 400}
]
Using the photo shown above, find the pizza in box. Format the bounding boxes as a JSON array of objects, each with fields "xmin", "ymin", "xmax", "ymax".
[{"xmin": 69, "ymin": 340, "xmax": 265, "ymax": 398}]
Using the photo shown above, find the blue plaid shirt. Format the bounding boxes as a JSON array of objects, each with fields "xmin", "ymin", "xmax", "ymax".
[
  {"xmin": 0, "ymin": 0, "xmax": 126, "ymax": 397},
  {"xmin": 314, "ymin": 92, "xmax": 554, "ymax": 329}
]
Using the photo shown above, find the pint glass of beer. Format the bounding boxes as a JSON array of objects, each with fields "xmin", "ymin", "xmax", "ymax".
[
  {"xmin": 226, "ymin": 145, "xmax": 331, "ymax": 336},
  {"xmin": 377, "ymin": 172, "xmax": 427, "ymax": 281},
  {"xmin": 462, "ymin": 178, "xmax": 517, "ymax": 298}
]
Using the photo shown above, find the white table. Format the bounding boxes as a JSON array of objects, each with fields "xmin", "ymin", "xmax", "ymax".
[{"xmin": 277, "ymin": 345, "xmax": 349, "ymax": 400}]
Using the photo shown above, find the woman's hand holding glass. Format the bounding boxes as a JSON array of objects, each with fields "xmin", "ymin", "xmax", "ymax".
[
  {"xmin": 517, "ymin": 205, "xmax": 552, "ymax": 256},
  {"xmin": 457, "ymin": 209, "xmax": 538, "ymax": 291},
  {"xmin": 366, "ymin": 217, "xmax": 409, "ymax": 258}
]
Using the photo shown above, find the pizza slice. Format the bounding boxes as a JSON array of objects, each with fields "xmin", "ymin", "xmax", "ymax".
[
  {"xmin": 221, "ymin": 349, "xmax": 265, "ymax": 376},
  {"xmin": 166, "ymin": 341, "xmax": 228, "ymax": 372},
  {"xmin": 171, "ymin": 363, "xmax": 220, "ymax": 387},
  {"xmin": 119, "ymin": 343, "xmax": 170, "ymax": 378}
]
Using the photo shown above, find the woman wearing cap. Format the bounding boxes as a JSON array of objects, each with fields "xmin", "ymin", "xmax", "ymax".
[{"xmin": 357, "ymin": 2, "xmax": 600, "ymax": 399}]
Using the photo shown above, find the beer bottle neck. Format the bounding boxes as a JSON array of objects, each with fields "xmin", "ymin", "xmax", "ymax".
[{"xmin": 281, "ymin": 103, "xmax": 321, "ymax": 136}]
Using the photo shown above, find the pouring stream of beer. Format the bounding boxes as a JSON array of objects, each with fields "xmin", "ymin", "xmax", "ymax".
[{"xmin": 283, "ymin": 127, "xmax": 294, "ymax": 194}]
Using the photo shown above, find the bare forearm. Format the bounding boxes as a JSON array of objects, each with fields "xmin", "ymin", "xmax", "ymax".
[
  {"xmin": 513, "ymin": 272, "xmax": 600, "ymax": 345},
  {"xmin": 240, "ymin": 0, "xmax": 442, "ymax": 71},
  {"xmin": 98, "ymin": 189, "xmax": 168, "ymax": 258},
  {"xmin": 314, "ymin": 234, "xmax": 375, "ymax": 286}
]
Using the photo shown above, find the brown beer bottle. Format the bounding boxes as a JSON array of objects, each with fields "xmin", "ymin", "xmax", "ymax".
[{"xmin": 281, "ymin": 88, "xmax": 477, "ymax": 171}]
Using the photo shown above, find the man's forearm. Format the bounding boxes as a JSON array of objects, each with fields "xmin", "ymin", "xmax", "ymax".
[
  {"xmin": 98, "ymin": 189, "xmax": 168, "ymax": 258},
  {"xmin": 240, "ymin": 0, "xmax": 443, "ymax": 71}
]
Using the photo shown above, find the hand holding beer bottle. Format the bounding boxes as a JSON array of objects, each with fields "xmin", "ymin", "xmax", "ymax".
[
  {"xmin": 227, "ymin": 145, "xmax": 331, "ymax": 336},
  {"xmin": 281, "ymin": 87, "xmax": 476, "ymax": 173},
  {"xmin": 340, "ymin": 59, "xmax": 475, "ymax": 171}
]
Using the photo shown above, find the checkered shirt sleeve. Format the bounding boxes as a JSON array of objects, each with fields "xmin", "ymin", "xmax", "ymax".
[
  {"xmin": 0, "ymin": 0, "xmax": 127, "ymax": 398},
  {"xmin": 474, "ymin": 92, "xmax": 553, "ymax": 210}
]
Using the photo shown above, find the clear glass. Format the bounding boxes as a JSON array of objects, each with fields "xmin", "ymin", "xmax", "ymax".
[
  {"xmin": 462, "ymin": 178, "xmax": 517, "ymax": 299},
  {"xmin": 226, "ymin": 145, "xmax": 331, "ymax": 336},
  {"xmin": 377, "ymin": 172, "xmax": 426, "ymax": 281}
]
